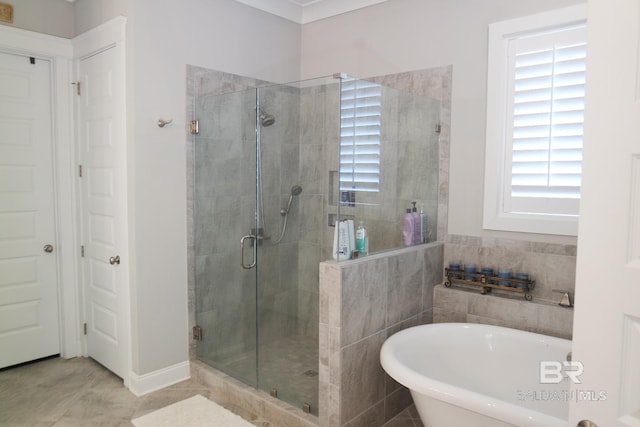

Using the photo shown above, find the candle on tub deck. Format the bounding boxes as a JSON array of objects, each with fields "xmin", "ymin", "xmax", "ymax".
[
  {"xmin": 498, "ymin": 269, "xmax": 512, "ymax": 286},
  {"xmin": 464, "ymin": 264, "xmax": 477, "ymax": 281}
]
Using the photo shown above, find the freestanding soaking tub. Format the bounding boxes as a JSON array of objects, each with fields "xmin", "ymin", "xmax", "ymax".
[{"xmin": 380, "ymin": 323, "xmax": 572, "ymax": 427}]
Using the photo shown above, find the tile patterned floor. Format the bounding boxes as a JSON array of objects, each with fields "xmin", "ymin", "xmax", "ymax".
[
  {"xmin": 0, "ymin": 356, "xmax": 422, "ymax": 426},
  {"xmin": 0, "ymin": 356, "xmax": 267, "ymax": 427},
  {"xmin": 383, "ymin": 405, "xmax": 424, "ymax": 427}
]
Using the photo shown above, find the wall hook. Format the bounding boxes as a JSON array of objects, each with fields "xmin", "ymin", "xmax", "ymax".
[{"xmin": 157, "ymin": 118, "xmax": 173, "ymax": 128}]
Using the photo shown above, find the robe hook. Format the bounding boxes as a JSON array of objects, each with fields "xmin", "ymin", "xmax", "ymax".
[{"xmin": 157, "ymin": 118, "xmax": 173, "ymax": 128}]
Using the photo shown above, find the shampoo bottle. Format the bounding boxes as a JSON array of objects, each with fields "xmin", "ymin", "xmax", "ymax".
[
  {"xmin": 403, "ymin": 208, "xmax": 414, "ymax": 246},
  {"xmin": 411, "ymin": 202, "xmax": 421, "ymax": 245},
  {"xmin": 420, "ymin": 205, "xmax": 427, "ymax": 244},
  {"xmin": 333, "ymin": 219, "xmax": 355, "ymax": 260},
  {"xmin": 355, "ymin": 220, "xmax": 368, "ymax": 256}
]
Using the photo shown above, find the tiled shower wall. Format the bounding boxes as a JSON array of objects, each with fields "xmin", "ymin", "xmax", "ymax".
[
  {"xmin": 368, "ymin": 68, "xmax": 452, "ymax": 243},
  {"xmin": 314, "ymin": 67, "xmax": 454, "ymax": 426},
  {"xmin": 327, "ymin": 87, "xmax": 441, "ymax": 254},
  {"xmin": 318, "ymin": 243, "xmax": 444, "ymax": 427},
  {"xmin": 186, "ymin": 65, "xmax": 453, "ymax": 360}
]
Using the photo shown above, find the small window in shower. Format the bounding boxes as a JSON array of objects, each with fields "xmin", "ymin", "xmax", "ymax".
[{"xmin": 339, "ymin": 79, "xmax": 381, "ymax": 194}]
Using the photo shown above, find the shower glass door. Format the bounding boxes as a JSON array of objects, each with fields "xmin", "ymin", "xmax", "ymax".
[
  {"xmin": 194, "ymin": 79, "xmax": 325, "ymax": 414},
  {"xmin": 254, "ymin": 83, "xmax": 319, "ymax": 413},
  {"xmin": 194, "ymin": 87, "xmax": 259, "ymax": 387}
]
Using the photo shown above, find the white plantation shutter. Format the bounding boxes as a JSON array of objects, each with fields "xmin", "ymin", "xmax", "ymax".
[
  {"xmin": 340, "ymin": 79, "xmax": 381, "ymax": 192},
  {"xmin": 505, "ymin": 25, "xmax": 586, "ymax": 216},
  {"xmin": 483, "ymin": 5, "xmax": 587, "ymax": 236}
]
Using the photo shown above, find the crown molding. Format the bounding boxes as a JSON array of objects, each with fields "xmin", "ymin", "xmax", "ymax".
[{"xmin": 233, "ymin": 0, "xmax": 388, "ymax": 24}]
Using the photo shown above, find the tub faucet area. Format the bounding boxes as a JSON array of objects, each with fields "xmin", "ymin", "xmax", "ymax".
[{"xmin": 553, "ymin": 289, "xmax": 574, "ymax": 307}]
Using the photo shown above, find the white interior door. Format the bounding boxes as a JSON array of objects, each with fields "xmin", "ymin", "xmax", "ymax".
[
  {"xmin": 0, "ymin": 51, "xmax": 60, "ymax": 368},
  {"xmin": 78, "ymin": 46, "xmax": 129, "ymax": 380},
  {"xmin": 570, "ymin": 0, "xmax": 640, "ymax": 425}
]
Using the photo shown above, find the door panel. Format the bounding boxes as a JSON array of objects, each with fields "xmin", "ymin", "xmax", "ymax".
[
  {"xmin": 0, "ymin": 51, "xmax": 60, "ymax": 368},
  {"xmin": 570, "ymin": 0, "xmax": 640, "ymax": 425},
  {"xmin": 194, "ymin": 88, "xmax": 259, "ymax": 385},
  {"xmin": 78, "ymin": 46, "xmax": 128, "ymax": 379}
]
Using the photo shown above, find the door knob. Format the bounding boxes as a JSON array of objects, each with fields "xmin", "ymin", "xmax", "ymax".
[
  {"xmin": 43, "ymin": 244, "xmax": 54, "ymax": 253},
  {"xmin": 109, "ymin": 255, "xmax": 120, "ymax": 265},
  {"xmin": 577, "ymin": 421, "xmax": 598, "ymax": 427}
]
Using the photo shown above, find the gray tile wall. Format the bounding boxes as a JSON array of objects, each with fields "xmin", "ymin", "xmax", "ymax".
[
  {"xmin": 368, "ymin": 67, "xmax": 452, "ymax": 243},
  {"xmin": 333, "ymin": 87, "xmax": 441, "ymax": 251},
  {"xmin": 437, "ymin": 234, "xmax": 577, "ymax": 339},
  {"xmin": 319, "ymin": 243, "xmax": 444, "ymax": 427},
  {"xmin": 433, "ymin": 285, "xmax": 574, "ymax": 339},
  {"xmin": 319, "ymin": 234, "xmax": 576, "ymax": 426},
  {"xmin": 443, "ymin": 234, "xmax": 577, "ymax": 305}
]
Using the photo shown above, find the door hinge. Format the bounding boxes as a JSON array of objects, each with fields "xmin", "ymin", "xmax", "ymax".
[
  {"xmin": 72, "ymin": 81, "xmax": 81, "ymax": 96},
  {"xmin": 193, "ymin": 325, "xmax": 203, "ymax": 341},
  {"xmin": 81, "ymin": 245, "xmax": 84, "ymax": 257},
  {"xmin": 435, "ymin": 123, "xmax": 442, "ymax": 133},
  {"xmin": 83, "ymin": 323, "xmax": 87, "ymax": 335},
  {"xmin": 78, "ymin": 164, "xmax": 83, "ymax": 177},
  {"xmin": 29, "ymin": 57, "xmax": 35, "ymax": 65},
  {"xmin": 190, "ymin": 119, "xmax": 199, "ymax": 135}
]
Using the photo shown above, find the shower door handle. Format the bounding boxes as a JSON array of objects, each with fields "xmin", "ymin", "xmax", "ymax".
[{"xmin": 240, "ymin": 234, "xmax": 257, "ymax": 269}]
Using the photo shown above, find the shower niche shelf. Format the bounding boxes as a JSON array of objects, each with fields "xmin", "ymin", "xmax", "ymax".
[{"xmin": 444, "ymin": 268, "xmax": 535, "ymax": 301}]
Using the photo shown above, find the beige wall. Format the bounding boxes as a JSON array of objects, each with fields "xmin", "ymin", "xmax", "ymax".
[
  {"xmin": 122, "ymin": 0, "xmax": 301, "ymax": 374},
  {"xmin": 0, "ymin": 0, "xmax": 74, "ymax": 38},
  {"xmin": 301, "ymin": 0, "xmax": 586, "ymax": 245}
]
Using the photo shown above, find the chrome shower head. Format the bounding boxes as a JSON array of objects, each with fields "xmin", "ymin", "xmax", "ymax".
[
  {"xmin": 290, "ymin": 185, "xmax": 303, "ymax": 196},
  {"xmin": 259, "ymin": 109, "xmax": 275, "ymax": 127}
]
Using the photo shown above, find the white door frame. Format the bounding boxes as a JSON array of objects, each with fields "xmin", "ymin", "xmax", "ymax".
[{"xmin": 0, "ymin": 25, "xmax": 80, "ymax": 359}]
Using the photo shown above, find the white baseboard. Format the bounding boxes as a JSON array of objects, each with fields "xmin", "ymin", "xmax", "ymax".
[{"xmin": 128, "ymin": 360, "xmax": 191, "ymax": 396}]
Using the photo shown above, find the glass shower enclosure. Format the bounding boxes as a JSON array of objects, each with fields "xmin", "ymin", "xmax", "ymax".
[{"xmin": 192, "ymin": 74, "xmax": 440, "ymax": 415}]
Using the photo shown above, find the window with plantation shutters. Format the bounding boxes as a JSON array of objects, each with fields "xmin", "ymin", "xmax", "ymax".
[
  {"xmin": 506, "ymin": 26, "xmax": 586, "ymax": 216},
  {"xmin": 483, "ymin": 5, "xmax": 587, "ymax": 236},
  {"xmin": 339, "ymin": 79, "xmax": 381, "ymax": 193}
]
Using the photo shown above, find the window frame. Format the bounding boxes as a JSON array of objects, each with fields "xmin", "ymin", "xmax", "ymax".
[{"xmin": 483, "ymin": 4, "xmax": 587, "ymax": 236}]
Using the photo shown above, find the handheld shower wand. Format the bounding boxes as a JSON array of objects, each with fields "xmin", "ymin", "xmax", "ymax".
[
  {"xmin": 273, "ymin": 185, "xmax": 303, "ymax": 243},
  {"xmin": 280, "ymin": 185, "xmax": 303, "ymax": 216}
]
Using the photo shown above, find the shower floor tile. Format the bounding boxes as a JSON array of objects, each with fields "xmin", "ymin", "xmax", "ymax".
[{"xmin": 213, "ymin": 332, "xmax": 319, "ymax": 413}]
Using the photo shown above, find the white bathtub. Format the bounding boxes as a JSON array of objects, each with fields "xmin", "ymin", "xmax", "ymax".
[{"xmin": 380, "ymin": 323, "xmax": 571, "ymax": 427}]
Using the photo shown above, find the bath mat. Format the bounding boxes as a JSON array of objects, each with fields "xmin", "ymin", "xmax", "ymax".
[{"xmin": 131, "ymin": 394, "xmax": 255, "ymax": 427}]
